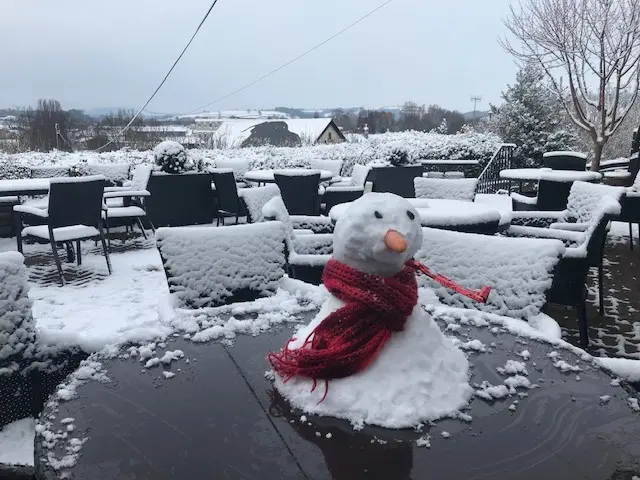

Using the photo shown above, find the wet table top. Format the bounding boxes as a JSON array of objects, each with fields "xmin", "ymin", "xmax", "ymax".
[{"xmin": 36, "ymin": 308, "xmax": 640, "ymax": 480}]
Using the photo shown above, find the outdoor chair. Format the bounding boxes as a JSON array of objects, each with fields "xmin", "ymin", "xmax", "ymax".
[
  {"xmin": 13, "ymin": 175, "xmax": 112, "ymax": 286},
  {"xmin": 506, "ymin": 183, "xmax": 625, "ymax": 338},
  {"xmin": 308, "ymin": 159, "xmax": 343, "ymax": 179},
  {"xmin": 321, "ymin": 164, "xmax": 371, "ymax": 213},
  {"xmin": 369, "ymin": 165, "xmax": 424, "ymax": 198},
  {"xmin": 274, "ymin": 170, "xmax": 322, "ymax": 216},
  {"xmin": 101, "ymin": 164, "xmax": 154, "ymax": 245},
  {"xmin": 262, "ymin": 195, "xmax": 333, "ymax": 285},
  {"xmin": 213, "ymin": 158, "xmax": 252, "ymax": 185},
  {"xmin": 156, "ymin": 221, "xmax": 287, "ymax": 308},
  {"xmin": 211, "ymin": 168, "xmax": 246, "ymax": 226},
  {"xmin": 413, "ymin": 177, "xmax": 478, "ymax": 201},
  {"xmin": 73, "ymin": 163, "xmax": 131, "ymax": 187},
  {"xmin": 543, "ymin": 151, "xmax": 588, "ymax": 171},
  {"xmin": 510, "ymin": 173, "xmax": 576, "ymax": 212},
  {"xmin": 240, "ymin": 184, "xmax": 281, "ymax": 223},
  {"xmin": 619, "ymin": 152, "xmax": 640, "ymax": 250}
]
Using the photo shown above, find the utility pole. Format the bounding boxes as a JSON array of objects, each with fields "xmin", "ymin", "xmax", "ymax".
[
  {"xmin": 55, "ymin": 123, "xmax": 60, "ymax": 150},
  {"xmin": 470, "ymin": 96, "xmax": 482, "ymax": 121}
]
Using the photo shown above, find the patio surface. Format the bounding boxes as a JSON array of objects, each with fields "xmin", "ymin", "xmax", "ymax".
[{"xmin": 0, "ymin": 222, "xmax": 638, "ymax": 360}]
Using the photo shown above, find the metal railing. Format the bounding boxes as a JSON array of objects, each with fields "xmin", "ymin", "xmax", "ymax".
[{"xmin": 476, "ymin": 143, "xmax": 516, "ymax": 194}]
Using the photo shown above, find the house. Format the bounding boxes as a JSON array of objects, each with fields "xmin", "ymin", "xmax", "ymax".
[{"xmin": 204, "ymin": 118, "xmax": 345, "ymax": 147}]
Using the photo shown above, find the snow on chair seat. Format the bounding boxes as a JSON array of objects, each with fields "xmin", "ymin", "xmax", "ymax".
[
  {"xmin": 413, "ymin": 177, "xmax": 478, "ymax": 201},
  {"xmin": 414, "ymin": 228, "xmax": 565, "ymax": 319},
  {"xmin": 155, "ymin": 221, "xmax": 288, "ymax": 308}
]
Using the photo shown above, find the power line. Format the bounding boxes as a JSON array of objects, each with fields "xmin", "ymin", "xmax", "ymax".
[
  {"xmin": 93, "ymin": 0, "xmax": 221, "ymax": 151},
  {"xmin": 183, "ymin": 0, "xmax": 394, "ymax": 116}
]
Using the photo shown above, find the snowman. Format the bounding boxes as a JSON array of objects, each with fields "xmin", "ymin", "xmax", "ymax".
[{"xmin": 269, "ymin": 193, "xmax": 473, "ymax": 429}]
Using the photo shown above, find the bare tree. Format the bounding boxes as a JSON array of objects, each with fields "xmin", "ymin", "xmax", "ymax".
[{"xmin": 502, "ymin": 0, "xmax": 640, "ymax": 169}]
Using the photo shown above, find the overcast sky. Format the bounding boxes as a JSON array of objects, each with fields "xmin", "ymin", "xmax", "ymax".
[{"xmin": 0, "ymin": 0, "xmax": 518, "ymax": 114}]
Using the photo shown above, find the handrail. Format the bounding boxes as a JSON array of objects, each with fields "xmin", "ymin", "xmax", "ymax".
[{"xmin": 476, "ymin": 143, "xmax": 516, "ymax": 194}]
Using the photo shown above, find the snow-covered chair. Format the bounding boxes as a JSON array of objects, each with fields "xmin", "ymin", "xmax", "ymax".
[
  {"xmin": 543, "ymin": 151, "xmax": 587, "ymax": 171},
  {"xmin": 73, "ymin": 163, "xmax": 131, "ymax": 187},
  {"xmin": 619, "ymin": 152, "xmax": 640, "ymax": 249},
  {"xmin": 413, "ymin": 177, "xmax": 478, "ymax": 201},
  {"xmin": 241, "ymin": 184, "xmax": 333, "ymax": 233},
  {"xmin": 213, "ymin": 158, "xmax": 252, "ymax": 183},
  {"xmin": 262, "ymin": 196, "xmax": 332, "ymax": 285},
  {"xmin": 510, "ymin": 170, "xmax": 581, "ymax": 212},
  {"xmin": 308, "ymin": 159, "xmax": 343, "ymax": 179},
  {"xmin": 507, "ymin": 185, "xmax": 624, "ymax": 341},
  {"xmin": 322, "ymin": 164, "xmax": 372, "ymax": 213},
  {"xmin": 13, "ymin": 176, "xmax": 112, "ymax": 286},
  {"xmin": 155, "ymin": 221, "xmax": 287, "ymax": 308},
  {"xmin": 415, "ymin": 228, "xmax": 565, "ymax": 320}
]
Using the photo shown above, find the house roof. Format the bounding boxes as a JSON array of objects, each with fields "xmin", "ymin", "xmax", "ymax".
[{"xmin": 211, "ymin": 118, "xmax": 343, "ymax": 146}]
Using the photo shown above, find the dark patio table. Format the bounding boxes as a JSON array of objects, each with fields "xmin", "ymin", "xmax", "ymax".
[{"xmin": 35, "ymin": 309, "xmax": 640, "ymax": 480}]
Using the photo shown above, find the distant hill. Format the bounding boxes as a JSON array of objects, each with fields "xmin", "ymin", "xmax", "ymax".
[{"xmin": 462, "ymin": 110, "xmax": 491, "ymax": 121}]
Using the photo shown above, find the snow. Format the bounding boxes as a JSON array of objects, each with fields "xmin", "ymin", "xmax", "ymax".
[
  {"xmin": 244, "ymin": 168, "xmax": 333, "ymax": 183},
  {"xmin": 330, "ymin": 198, "xmax": 504, "ymax": 227},
  {"xmin": 155, "ymin": 222, "xmax": 287, "ymax": 308},
  {"xmin": 273, "ymin": 194, "xmax": 472, "ymax": 428},
  {"xmin": 415, "ymin": 227, "xmax": 565, "ymax": 319},
  {"xmin": 413, "ymin": 177, "xmax": 478, "ymax": 201},
  {"xmin": 543, "ymin": 151, "xmax": 588, "ymax": 159},
  {"xmin": 0, "ymin": 131, "xmax": 500, "ymax": 184},
  {"xmin": 21, "ymin": 225, "xmax": 100, "ymax": 242},
  {"xmin": 500, "ymin": 168, "xmax": 602, "ymax": 182},
  {"xmin": 0, "ymin": 418, "xmax": 36, "ymax": 467},
  {"xmin": 595, "ymin": 357, "xmax": 640, "ymax": 382},
  {"xmin": 50, "ymin": 174, "xmax": 106, "ymax": 185},
  {"xmin": 238, "ymin": 184, "xmax": 280, "ymax": 223},
  {"xmin": 0, "ymin": 252, "xmax": 36, "ymax": 364},
  {"xmin": 0, "ymin": 178, "xmax": 51, "ymax": 193}
]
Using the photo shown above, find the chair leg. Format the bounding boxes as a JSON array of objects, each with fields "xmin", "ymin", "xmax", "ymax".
[
  {"xmin": 65, "ymin": 242, "xmax": 75, "ymax": 263},
  {"xmin": 76, "ymin": 240, "xmax": 82, "ymax": 266},
  {"xmin": 14, "ymin": 212, "xmax": 23, "ymax": 254},
  {"xmin": 630, "ymin": 223, "xmax": 634, "ymax": 250},
  {"xmin": 136, "ymin": 218, "xmax": 148, "ymax": 239},
  {"xmin": 598, "ymin": 261, "xmax": 604, "ymax": 316},
  {"xmin": 49, "ymin": 237, "xmax": 65, "ymax": 286},
  {"xmin": 98, "ymin": 226, "xmax": 112, "ymax": 275},
  {"xmin": 577, "ymin": 297, "xmax": 589, "ymax": 348},
  {"xmin": 147, "ymin": 217, "xmax": 156, "ymax": 233}
]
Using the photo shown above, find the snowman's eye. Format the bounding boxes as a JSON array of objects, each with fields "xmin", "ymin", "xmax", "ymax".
[
  {"xmin": 407, "ymin": 210, "xmax": 415, "ymax": 220},
  {"xmin": 374, "ymin": 211, "xmax": 383, "ymax": 219}
]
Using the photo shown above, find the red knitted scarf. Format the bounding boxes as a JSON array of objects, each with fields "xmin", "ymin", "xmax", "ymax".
[{"xmin": 267, "ymin": 258, "xmax": 418, "ymax": 401}]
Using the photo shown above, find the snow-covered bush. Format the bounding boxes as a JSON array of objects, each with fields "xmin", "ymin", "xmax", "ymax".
[
  {"xmin": 388, "ymin": 148, "xmax": 410, "ymax": 166},
  {"xmin": 153, "ymin": 141, "xmax": 189, "ymax": 174},
  {"xmin": 0, "ymin": 130, "xmax": 503, "ymax": 181},
  {"xmin": 0, "ymin": 252, "xmax": 36, "ymax": 370}
]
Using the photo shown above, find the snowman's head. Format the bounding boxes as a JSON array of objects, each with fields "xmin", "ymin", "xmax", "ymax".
[{"xmin": 332, "ymin": 193, "xmax": 423, "ymax": 277}]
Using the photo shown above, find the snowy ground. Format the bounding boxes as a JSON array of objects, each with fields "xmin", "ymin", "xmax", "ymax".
[{"xmin": 1, "ymin": 221, "xmax": 640, "ymax": 470}]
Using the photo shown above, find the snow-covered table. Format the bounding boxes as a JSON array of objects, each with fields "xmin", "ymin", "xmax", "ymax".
[
  {"xmin": 34, "ymin": 310, "xmax": 640, "ymax": 479},
  {"xmin": 500, "ymin": 168, "xmax": 603, "ymax": 182},
  {"xmin": 0, "ymin": 178, "xmax": 54, "ymax": 197},
  {"xmin": 330, "ymin": 198, "xmax": 508, "ymax": 234},
  {"xmin": 244, "ymin": 169, "xmax": 334, "ymax": 185}
]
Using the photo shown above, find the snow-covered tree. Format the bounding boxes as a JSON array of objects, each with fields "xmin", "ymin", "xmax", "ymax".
[
  {"xmin": 436, "ymin": 118, "xmax": 448, "ymax": 134},
  {"xmin": 502, "ymin": 0, "xmax": 640, "ymax": 170},
  {"xmin": 493, "ymin": 64, "xmax": 579, "ymax": 167}
]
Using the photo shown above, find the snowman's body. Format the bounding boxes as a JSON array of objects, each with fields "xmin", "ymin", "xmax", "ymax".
[{"xmin": 272, "ymin": 193, "xmax": 472, "ymax": 429}]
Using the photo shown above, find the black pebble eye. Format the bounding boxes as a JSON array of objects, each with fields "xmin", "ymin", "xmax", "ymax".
[
  {"xmin": 407, "ymin": 210, "xmax": 415, "ymax": 220},
  {"xmin": 374, "ymin": 211, "xmax": 383, "ymax": 219}
]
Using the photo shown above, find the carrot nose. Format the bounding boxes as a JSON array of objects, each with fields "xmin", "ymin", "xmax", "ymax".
[{"xmin": 384, "ymin": 230, "xmax": 407, "ymax": 253}]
